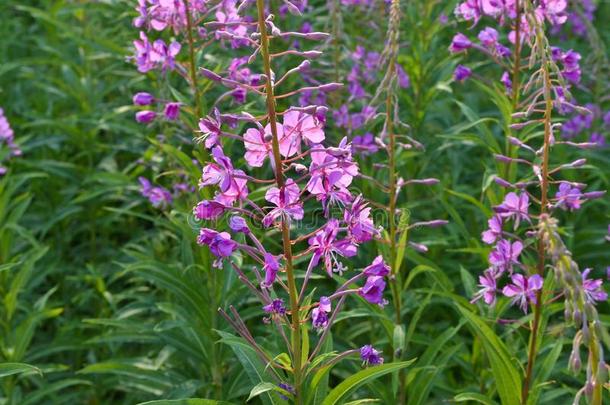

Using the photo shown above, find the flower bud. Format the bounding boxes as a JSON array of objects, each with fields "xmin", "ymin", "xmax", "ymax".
[
  {"xmin": 164, "ymin": 102, "xmax": 181, "ymax": 120},
  {"xmin": 583, "ymin": 191, "xmax": 606, "ymax": 200},
  {"xmin": 297, "ymin": 60, "xmax": 311, "ymax": 71},
  {"xmin": 304, "ymin": 32, "xmax": 330, "ymax": 40},
  {"xmin": 494, "ymin": 177, "xmax": 512, "ymax": 188},
  {"xmin": 200, "ymin": 68, "xmax": 222, "ymax": 82},
  {"xmin": 135, "ymin": 110, "xmax": 156, "ymax": 123},
  {"xmin": 290, "ymin": 163, "xmax": 308, "ymax": 173},
  {"xmin": 569, "ymin": 349, "xmax": 581, "ymax": 373},
  {"xmin": 319, "ymin": 82, "xmax": 343, "ymax": 92},
  {"xmin": 133, "ymin": 92, "xmax": 154, "ymax": 106},
  {"xmin": 302, "ymin": 50, "xmax": 323, "ymax": 59}
]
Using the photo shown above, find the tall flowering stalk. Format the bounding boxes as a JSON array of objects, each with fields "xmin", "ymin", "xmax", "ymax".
[
  {"xmin": 0, "ymin": 108, "xmax": 20, "ymax": 176},
  {"xmin": 451, "ymin": 1, "xmax": 607, "ymax": 403},
  {"xmin": 348, "ymin": 1, "xmax": 447, "ymax": 401},
  {"xmin": 190, "ymin": 0, "xmax": 411, "ymax": 402}
]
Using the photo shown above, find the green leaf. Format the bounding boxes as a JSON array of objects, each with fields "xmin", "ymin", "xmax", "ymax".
[
  {"xmin": 247, "ymin": 382, "xmax": 291, "ymax": 402},
  {"xmin": 454, "ymin": 392, "xmax": 498, "ymax": 405},
  {"xmin": 457, "ymin": 306, "xmax": 522, "ymax": 405},
  {"xmin": 137, "ymin": 400, "xmax": 234, "ymax": 405},
  {"xmin": 0, "ymin": 362, "xmax": 42, "ymax": 378},
  {"xmin": 321, "ymin": 360, "xmax": 416, "ymax": 405}
]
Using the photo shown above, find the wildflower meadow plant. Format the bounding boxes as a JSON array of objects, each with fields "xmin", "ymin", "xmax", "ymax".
[
  {"xmin": 129, "ymin": 0, "xmax": 416, "ymax": 402},
  {"xmin": 452, "ymin": 0, "xmax": 608, "ymax": 403},
  {"xmin": 0, "ymin": 108, "xmax": 20, "ymax": 176}
]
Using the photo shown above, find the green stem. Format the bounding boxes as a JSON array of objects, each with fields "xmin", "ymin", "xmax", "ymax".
[
  {"xmin": 521, "ymin": 32, "xmax": 553, "ymax": 405},
  {"xmin": 255, "ymin": 1, "xmax": 303, "ymax": 402}
]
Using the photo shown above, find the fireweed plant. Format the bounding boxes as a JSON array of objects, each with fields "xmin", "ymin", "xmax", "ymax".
[
  {"xmin": 0, "ymin": 108, "xmax": 20, "ymax": 176},
  {"xmin": 341, "ymin": 0, "xmax": 449, "ymax": 401},
  {"xmin": 181, "ymin": 0, "xmax": 415, "ymax": 402},
  {"xmin": 451, "ymin": 0, "xmax": 608, "ymax": 403}
]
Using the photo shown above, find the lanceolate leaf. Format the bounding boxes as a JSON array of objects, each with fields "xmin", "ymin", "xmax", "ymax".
[
  {"xmin": 457, "ymin": 305, "xmax": 522, "ymax": 405},
  {"xmin": 0, "ymin": 362, "xmax": 42, "ymax": 378},
  {"xmin": 137, "ymin": 400, "xmax": 235, "ymax": 405},
  {"xmin": 321, "ymin": 360, "xmax": 416, "ymax": 405}
]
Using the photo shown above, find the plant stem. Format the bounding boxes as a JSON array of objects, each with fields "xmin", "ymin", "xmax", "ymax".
[
  {"xmin": 505, "ymin": 0, "xmax": 521, "ymax": 182},
  {"xmin": 184, "ymin": 1, "xmax": 203, "ymax": 119},
  {"xmin": 255, "ymin": 1, "xmax": 303, "ymax": 402},
  {"xmin": 521, "ymin": 35, "xmax": 553, "ymax": 405}
]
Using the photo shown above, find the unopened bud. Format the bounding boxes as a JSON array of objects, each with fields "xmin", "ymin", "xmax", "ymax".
[
  {"xmin": 302, "ymin": 51, "xmax": 323, "ymax": 59},
  {"xmin": 305, "ymin": 32, "xmax": 331, "ymax": 40},
  {"xmin": 290, "ymin": 163, "xmax": 308, "ymax": 173},
  {"xmin": 297, "ymin": 60, "xmax": 311, "ymax": 71},
  {"xmin": 319, "ymin": 82, "xmax": 344, "ymax": 92},
  {"xmin": 494, "ymin": 177, "xmax": 512, "ymax": 188},
  {"xmin": 200, "ymin": 68, "xmax": 222, "ymax": 82},
  {"xmin": 568, "ymin": 350, "xmax": 581, "ymax": 373},
  {"xmin": 583, "ymin": 191, "xmax": 606, "ymax": 200}
]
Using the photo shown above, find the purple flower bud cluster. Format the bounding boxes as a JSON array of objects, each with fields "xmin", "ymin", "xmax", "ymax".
[
  {"xmin": 133, "ymin": 92, "xmax": 183, "ymax": 123},
  {"xmin": 0, "ymin": 107, "xmax": 20, "ymax": 176}
]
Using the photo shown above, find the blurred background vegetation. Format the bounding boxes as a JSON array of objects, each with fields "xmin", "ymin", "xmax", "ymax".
[{"xmin": 0, "ymin": 0, "xmax": 608, "ymax": 404}]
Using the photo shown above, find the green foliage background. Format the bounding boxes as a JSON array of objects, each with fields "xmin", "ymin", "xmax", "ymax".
[{"xmin": 0, "ymin": 0, "xmax": 608, "ymax": 404}]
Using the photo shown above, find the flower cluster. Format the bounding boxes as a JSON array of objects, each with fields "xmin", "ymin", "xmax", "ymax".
[
  {"xmin": 449, "ymin": 0, "xmax": 583, "ymax": 99},
  {"xmin": 333, "ymin": 44, "xmax": 409, "ymax": 155},
  {"xmin": 183, "ymin": 0, "xmax": 393, "ymax": 399},
  {"xmin": 454, "ymin": 2, "xmax": 607, "ymax": 400},
  {"xmin": 133, "ymin": 92, "xmax": 182, "ymax": 123},
  {"xmin": 0, "ymin": 107, "xmax": 20, "ymax": 176}
]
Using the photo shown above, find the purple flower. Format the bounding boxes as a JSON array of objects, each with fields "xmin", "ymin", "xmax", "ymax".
[
  {"xmin": 308, "ymin": 219, "xmax": 357, "ymax": 276},
  {"xmin": 581, "ymin": 269, "xmax": 607, "ymax": 303},
  {"xmin": 352, "ymin": 133, "xmax": 379, "ymax": 155},
  {"xmin": 133, "ymin": 32, "xmax": 180, "ymax": 73},
  {"xmin": 197, "ymin": 228, "xmax": 237, "ymax": 259},
  {"xmin": 363, "ymin": 256, "xmax": 390, "ymax": 277},
  {"xmin": 133, "ymin": 92, "xmax": 154, "ymax": 105},
  {"xmin": 500, "ymin": 71, "xmax": 512, "ymax": 95},
  {"xmin": 555, "ymin": 182, "xmax": 583, "ymax": 211},
  {"xmin": 135, "ymin": 110, "xmax": 156, "ymax": 123},
  {"xmin": 263, "ymin": 253, "xmax": 281, "ymax": 286},
  {"xmin": 344, "ymin": 195, "xmax": 378, "ymax": 243},
  {"xmin": 358, "ymin": 276, "xmax": 386, "ymax": 305},
  {"xmin": 455, "ymin": 1, "xmax": 482, "ymax": 23},
  {"xmin": 198, "ymin": 109, "xmax": 222, "ymax": 149},
  {"xmin": 139, "ymin": 177, "xmax": 172, "ymax": 208},
  {"xmin": 489, "ymin": 239, "xmax": 523, "ymax": 274},
  {"xmin": 482, "ymin": 215, "xmax": 503, "ymax": 244},
  {"xmin": 449, "ymin": 33, "xmax": 472, "ymax": 53},
  {"xmin": 472, "ymin": 268, "xmax": 497, "ymax": 305},
  {"xmin": 360, "ymin": 345, "xmax": 383, "ymax": 366},
  {"xmin": 229, "ymin": 216, "xmax": 249, "ymax": 233},
  {"xmin": 200, "ymin": 147, "xmax": 249, "ymax": 205},
  {"xmin": 396, "ymin": 64, "xmax": 410, "ymax": 88},
  {"xmin": 194, "ymin": 200, "xmax": 226, "ymax": 220},
  {"xmin": 164, "ymin": 102, "xmax": 181, "ymax": 120},
  {"xmin": 307, "ymin": 142, "xmax": 358, "ymax": 207},
  {"xmin": 478, "ymin": 27, "xmax": 499, "ymax": 48},
  {"xmin": 263, "ymin": 298, "xmax": 286, "ymax": 316},
  {"xmin": 263, "ymin": 178, "xmax": 304, "ymax": 227},
  {"xmin": 494, "ymin": 192, "xmax": 529, "ymax": 228},
  {"xmin": 311, "ymin": 296, "xmax": 331, "ymax": 330},
  {"xmin": 502, "ymin": 274, "xmax": 543, "ymax": 313},
  {"xmin": 454, "ymin": 65, "xmax": 472, "ymax": 82}
]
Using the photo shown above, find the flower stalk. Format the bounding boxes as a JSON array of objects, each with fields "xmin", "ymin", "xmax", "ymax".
[{"xmin": 255, "ymin": 0, "xmax": 303, "ymax": 400}]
